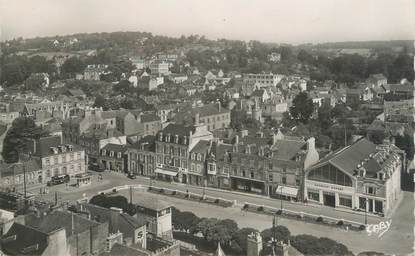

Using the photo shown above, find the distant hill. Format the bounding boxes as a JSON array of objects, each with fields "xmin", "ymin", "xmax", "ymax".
[{"xmin": 301, "ymin": 40, "xmax": 414, "ymax": 52}]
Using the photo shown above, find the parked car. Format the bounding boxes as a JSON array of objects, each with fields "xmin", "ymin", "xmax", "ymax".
[{"xmin": 127, "ymin": 172, "xmax": 136, "ymax": 179}]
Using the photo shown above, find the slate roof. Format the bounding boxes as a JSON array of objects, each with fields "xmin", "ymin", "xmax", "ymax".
[
  {"xmin": 190, "ymin": 140, "xmax": 210, "ymax": 154},
  {"xmin": 25, "ymin": 211, "xmax": 101, "ymax": 237},
  {"xmin": 101, "ymin": 143, "xmax": 128, "ymax": 153},
  {"xmin": 0, "ymin": 159, "xmax": 41, "ymax": 177},
  {"xmin": 31, "ymin": 136, "xmax": 61, "ymax": 156},
  {"xmin": 251, "ymin": 89, "xmax": 266, "ymax": 97},
  {"xmin": 66, "ymin": 89, "xmax": 85, "ymax": 97},
  {"xmin": 141, "ymin": 113, "xmax": 160, "ymax": 123},
  {"xmin": 160, "ymin": 123, "xmax": 195, "ymax": 137},
  {"xmin": 389, "ymin": 84, "xmax": 414, "ymax": 93},
  {"xmin": 174, "ymin": 103, "xmax": 230, "ymax": 124},
  {"xmin": 308, "ymin": 138, "xmax": 378, "ymax": 175},
  {"xmin": 272, "ymin": 139, "xmax": 307, "ymax": 160},
  {"xmin": 79, "ymin": 203, "xmax": 147, "ymax": 231},
  {"xmin": 1, "ymin": 222, "xmax": 49, "ymax": 255},
  {"xmin": 101, "ymin": 243, "xmax": 149, "ymax": 256},
  {"xmin": 134, "ymin": 194, "xmax": 172, "ymax": 211}
]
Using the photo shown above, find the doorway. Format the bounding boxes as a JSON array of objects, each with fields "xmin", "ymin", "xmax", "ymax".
[{"xmin": 323, "ymin": 193, "xmax": 335, "ymax": 207}]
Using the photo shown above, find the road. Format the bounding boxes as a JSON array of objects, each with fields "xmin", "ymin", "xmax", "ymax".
[{"xmin": 35, "ymin": 171, "xmax": 414, "ymax": 255}]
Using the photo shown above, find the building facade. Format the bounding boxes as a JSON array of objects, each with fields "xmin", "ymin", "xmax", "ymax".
[{"xmin": 304, "ymin": 138, "xmax": 402, "ymax": 216}]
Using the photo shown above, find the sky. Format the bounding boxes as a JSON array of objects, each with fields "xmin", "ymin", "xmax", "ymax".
[{"xmin": 0, "ymin": 0, "xmax": 414, "ymax": 44}]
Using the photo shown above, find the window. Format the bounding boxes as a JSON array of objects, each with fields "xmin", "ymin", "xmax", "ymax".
[
  {"xmin": 196, "ymin": 165, "xmax": 201, "ymax": 173},
  {"xmin": 45, "ymin": 158, "xmax": 50, "ymax": 166},
  {"xmin": 117, "ymin": 152, "xmax": 122, "ymax": 158},
  {"xmin": 191, "ymin": 163, "xmax": 195, "ymax": 171},
  {"xmin": 269, "ymin": 174, "xmax": 273, "ymax": 182},
  {"xmin": 110, "ymin": 151, "xmax": 114, "ymax": 157},
  {"xmin": 223, "ymin": 167, "xmax": 229, "ymax": 174},
  {"xmin": 282, "ymin": 176, "xmax": 286, "ymax": 185},
  {"xmin": 308, "ymin": 191, "xmax": 319, "ymax": 202},
  {"xmin": 250, "ymin": 172, "xmax": 254, "ymax": 178},
  {"xmin": 339, "ymin": 196, "xmax": 352, "ymax": 208},
  {"xmin": 77, "ymin": 152, "xmax": 81, "ymax": 159},
  {"xmin": 308, "ymin": 165, "xmax": 352, "ymax": 187},
  {"xmin": 366, "ymin": 186, "xmax": 376, "ymax": 195},
  {"xmin": 242, "ymin": 170, "xmax": 246, "ymax": 177},
  {"xmin": 70, "ymin": 153, "xmax": 74, "ymax": 161},
  {"xmin": 197, "ymin": 154, "xmax": 202, "ymax": 161},
  {"xmin": 375, "ymin": 200, "xmax": 383, "ymax": 213},
  {"xmin": 295, "ymin": 178, "xmax": 300, "ymax": 186}
]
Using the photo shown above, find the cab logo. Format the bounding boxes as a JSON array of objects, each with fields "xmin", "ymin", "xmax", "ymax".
[{"xmin": 366, "ymin": 220, "xmax": 391, "ymax": 238}]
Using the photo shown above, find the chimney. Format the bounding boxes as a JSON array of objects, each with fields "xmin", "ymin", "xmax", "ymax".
[
  {"xmin": 234, "ymin": 135, "xmax": 239, "ymax": 145},
  {"xmin": 217, "ymin": 102, "xmax": 221, "ymax": 112},
  {"xmin": 306, "ymin": 137, "xmax": 315, "ymax": 151},
  {"xmin": 194, "ymin": 113, "xmax": 200, "ymax": 125}
]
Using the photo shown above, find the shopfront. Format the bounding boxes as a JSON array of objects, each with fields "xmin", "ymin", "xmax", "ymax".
[{"xmin": 230, "ymin": 176, "xmax": 265, "ymax": 195}]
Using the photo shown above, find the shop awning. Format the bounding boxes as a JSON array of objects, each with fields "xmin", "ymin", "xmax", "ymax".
[
  {"xmin": 155, "ymin": 168, "xmax": 178, "ymax": 176},
  {"xmin": 275, "ymin": 186, "xmax": 298, "ymax": 197}
]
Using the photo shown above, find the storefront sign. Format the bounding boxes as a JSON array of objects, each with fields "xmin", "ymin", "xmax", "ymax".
[{"xmin": 307, "ymin": 181, "xmax": 354, "ymax": 193}]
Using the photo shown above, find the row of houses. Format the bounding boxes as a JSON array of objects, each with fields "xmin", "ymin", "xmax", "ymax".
[{"xmin": 99, "ymin": 120, "xmax": 403, "ymax": 216}]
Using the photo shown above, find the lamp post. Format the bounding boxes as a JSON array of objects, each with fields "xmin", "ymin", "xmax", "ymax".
[
  {"xmin": 280, "ymin": 186, "xmax": 283, "ymax": 211},
  {"xmin": 364, "ymin": 198, "xmax": 368, "ymax": 225}
]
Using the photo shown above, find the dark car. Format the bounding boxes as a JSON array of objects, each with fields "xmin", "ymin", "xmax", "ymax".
[{"xmin": 127, "ymin": 173, "xmax": 136, "ymax": 179}]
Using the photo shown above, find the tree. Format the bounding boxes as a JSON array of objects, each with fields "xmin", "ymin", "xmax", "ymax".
[
  {"xmin": 113, "ymin": 80, "xmax": 131, "ymax": 95},
  {"xmin": 172, "ymin": 208, "xmax": 201, "ymax": 232},
  {"xmin": 2, "ymin": 117, "xmax": 49, "ymax": 163},
  {"xmin": 25, "ymin": 73, "xmax": 48, "ymax": 91},
  {"xmin": 317, "ymin": 102, "xmax": 333, "ymax": 131},
  {"xmin": 290, "ymin": 234, "xmax": 351, "ymax": 256},
  {"xmin": 61, "ymin": 56, "xmax": 86, "ymax": 75},
  {"xmin": 207, "ymin": 219, "xmax": 238, "ymax": 246},
  {"xmin": 280, "ymin": 46, "xmax": 294, "ymax": 63},
  {"xmin": 93, "ymin": 95, "xmax": 106, "ymax": 109},
  {"xmin": 289, "ymin": 92, "xmax": 314, "ymax": 123},
  {"xmin": 190, "ymin": 218, "xmax": 219, "ymax": 238},
  {"xmin": 1, "ymin": 62, "xmax": 26, "ymax": 86},
  {"xmin": 297, "ymin": 49, "xmax": 314, "ymax": 64},
  {"xmin": 261, "ymin": 225, "xmax": 291, "ymax": 244},
  {"xmin": 232, "ymin": 227, "xmax": 258, "ymax": 253},
  {"xmin": 395, "ymin": 133, "xmax": 414, "ymax": 161}
]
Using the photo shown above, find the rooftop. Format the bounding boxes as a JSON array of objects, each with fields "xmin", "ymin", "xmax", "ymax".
[{"xmin": 134, "ymin": 194, "xmax": 172, "ymax": 211}]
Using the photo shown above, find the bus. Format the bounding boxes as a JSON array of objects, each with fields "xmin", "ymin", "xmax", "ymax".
[{"xmin": 47, "ymin": 174, "xmax": 70, "ymax": 186}]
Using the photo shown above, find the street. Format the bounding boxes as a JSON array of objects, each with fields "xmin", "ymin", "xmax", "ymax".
[{"xmin": 35, "ymin": 171, "xmax": 414, "ymax": 255}]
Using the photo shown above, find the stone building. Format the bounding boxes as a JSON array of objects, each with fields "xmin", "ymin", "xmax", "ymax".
[{"xmin": 305, "ymin": 138, "xmax": 402, "ymax": 216}]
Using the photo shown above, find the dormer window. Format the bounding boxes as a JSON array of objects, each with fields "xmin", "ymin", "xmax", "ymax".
[
  {"xmin": 102, "ymin": 149, "xmax": 106, "ymax": 156},
  {"xmin": 175, "ymin": 135, "xmax": 179, "ymax": 144},
  {"xmin": 110, "ymin": 151, "xmax": 114, "ymax": 157},
  {"xmin": 378, "ymin": 172, "xmax": 384, "ymax": 180},
  {"xmin": 197, "ymin": 154, "xmax": 202, "ymax": 161},
  {"xmin": 117, "ymin": 152, "xmax": 122, "ymax": 158}
]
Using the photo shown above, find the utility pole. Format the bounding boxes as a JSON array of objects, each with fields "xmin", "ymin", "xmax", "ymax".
[{"xmin": 129, "ymin": 186, "xmax": 133, "ymax": 204}]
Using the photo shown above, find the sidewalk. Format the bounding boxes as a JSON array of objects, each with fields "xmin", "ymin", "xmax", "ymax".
[{"xmin": 172, "ymin": 182, "xmax": 383, "ymax": 220}]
